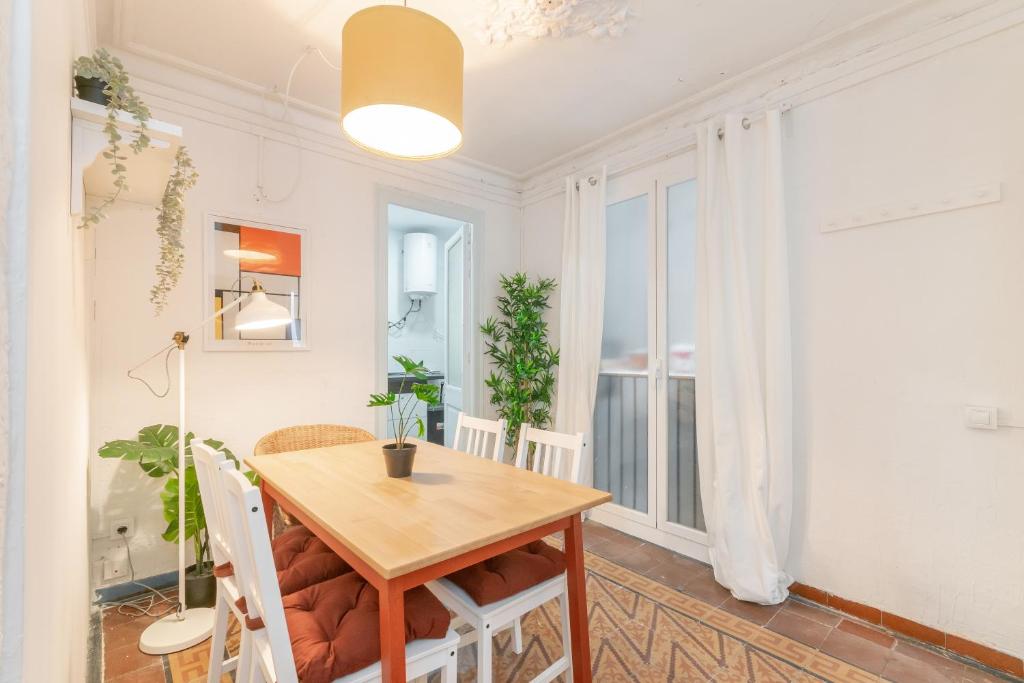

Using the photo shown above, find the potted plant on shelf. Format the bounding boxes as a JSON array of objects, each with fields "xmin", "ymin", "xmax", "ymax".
[
  {"xmin": 97, "ymin": 424, "xmax": 256, "ymax": 607},
  {"xmin": 72, "ymin": 49, "xmax": 152, "ymax": 230},
  {"xmin": 368, "ymin": 355, "xmax": 441, "ymax": 478},
  {"xmin": 72, "ymin": 48, "xmax": 198, "ymax": 314}
]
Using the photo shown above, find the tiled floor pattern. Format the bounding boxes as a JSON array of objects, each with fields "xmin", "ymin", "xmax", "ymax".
[{"xmin": 99, "ymin": 521, "xmax": 1019, "ymax": 682}]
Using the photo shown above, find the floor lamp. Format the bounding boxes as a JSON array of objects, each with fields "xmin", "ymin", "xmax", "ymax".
[{"xmin": 127, "ymin": 280, "xmax": 292, "ymax": 654}]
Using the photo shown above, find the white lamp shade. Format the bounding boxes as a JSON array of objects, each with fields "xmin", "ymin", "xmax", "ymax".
[{"xmin": 234, "ymin": 291, "xmax": 292, "ymax": 331}]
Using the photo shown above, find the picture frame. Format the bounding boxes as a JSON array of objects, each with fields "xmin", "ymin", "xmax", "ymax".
[{"xmin": 203, "ymin": 212, "xmax": 310, "ymax": 351}]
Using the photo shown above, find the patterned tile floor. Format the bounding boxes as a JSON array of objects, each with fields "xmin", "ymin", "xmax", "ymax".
[{"xmin": 98, "ymin": 521, "xmax": 1019, "ymax": 683}]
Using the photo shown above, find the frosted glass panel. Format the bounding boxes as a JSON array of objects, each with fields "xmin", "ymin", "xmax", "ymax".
[
  {"xmin": 665, "ymin": 179, "xmax": 705, "ymax": 531},
  {"xmin": 593, "ymin": 194, "xmax": 649, "ymax": 513},
  {"xmin": 601, "ymin": 195, "xmax": 648, "ymax": 372}
]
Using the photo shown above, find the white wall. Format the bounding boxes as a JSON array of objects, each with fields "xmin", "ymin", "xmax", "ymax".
[
  {"xmin": 2, "ymin": 0, "xmax": 93, "ymax": 681},
  {"xmin": 522, "ymin": 193, "xmax": 564, "ymax": 336},
  {"xmin": 88, "ymin": 72, "xmax": 522, "ymax": 584},
  {"xmin": 521, "ymin": 20, "xmax": 1024, "ymax": 660},
  {"xmin": 785, "ymin": 24, "xmax": 1024, "ymax": 658}
]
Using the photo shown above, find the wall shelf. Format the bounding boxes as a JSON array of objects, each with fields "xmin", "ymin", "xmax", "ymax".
[{"xmin": 70, "ymin": 97, "xmax": 183, "ymax": 216}]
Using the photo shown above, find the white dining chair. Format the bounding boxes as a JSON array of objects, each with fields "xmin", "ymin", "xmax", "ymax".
[
  {"xmin": 217, "ymin": 466, "xmax": 461, "ymax": 683},
  {"xmin": 427, "ymin": 424, "xmax": 586, "ymax": 683},
  {"xmin": 192, "ymin": 441, "xmax": 254, "ymax": 683},
  {"xmin": 452, "ymin": 412, "xmax": 507, "ymax": 461},
  {"xmin": 514, "ymin": 425, "xmax": 585, "ymax": 484}
]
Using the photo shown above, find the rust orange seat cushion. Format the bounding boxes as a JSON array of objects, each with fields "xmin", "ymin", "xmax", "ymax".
[
  {"xmin": 284, "ymin": 573, "xmax": 451, "ymax": 683},
  {"xmin": 271, "ymin": 525, "xmax": 352, "ymax": 596},
  {"xmin": 232, "ymin": 525, "xmax": 353, "ymax": 613},
  {"xmin": 444, "ymin": 540, "xmax": 566, "ymax": 606}
]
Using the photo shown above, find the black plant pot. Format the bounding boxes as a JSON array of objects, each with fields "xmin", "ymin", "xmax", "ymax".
[
  {"xmin": 74, "ymin": 76, "xmax": 109, "ymax": 105},
  {"xmin": 185, "ymin": 562, "xmax": 216, "ymax": 608},
  {"xmin": 382, "ymin": 443, "xmax": 416, "ymax": 478}
]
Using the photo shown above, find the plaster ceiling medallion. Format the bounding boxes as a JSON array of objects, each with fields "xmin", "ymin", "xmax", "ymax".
[{"xmin": 475, "ymin": 0, "xmax": 632, "ymax": 45}]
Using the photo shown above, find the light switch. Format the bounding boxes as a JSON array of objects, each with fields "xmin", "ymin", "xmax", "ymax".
[{"xmin": 965, "ymin": 405, "xmax": 998, "ymax": 430}]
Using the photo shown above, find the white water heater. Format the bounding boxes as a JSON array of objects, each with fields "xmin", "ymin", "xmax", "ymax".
[{"xmin": 403, "ymin": 232, "xmax": 437, "ymax": 299}]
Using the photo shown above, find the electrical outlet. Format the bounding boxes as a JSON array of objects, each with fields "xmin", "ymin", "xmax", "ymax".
[
  {"xmin": 110, "ymin": 517, "xmax": 134, "ymax": 539},
  {"xmin": 103, "ymin": 559, "xmax": 128, "ymax": 582}
]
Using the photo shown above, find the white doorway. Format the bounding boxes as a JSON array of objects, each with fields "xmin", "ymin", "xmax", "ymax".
[{"xmin": 379, "ymin": 197, "xmax": 476, "ymax": 446}]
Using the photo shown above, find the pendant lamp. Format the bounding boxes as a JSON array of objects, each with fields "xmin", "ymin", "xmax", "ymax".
[{"xmin": 341, "ymin": 5, "xmax": 464, "ymax": 160}]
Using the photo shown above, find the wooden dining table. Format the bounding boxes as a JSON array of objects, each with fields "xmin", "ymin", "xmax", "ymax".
[{"xmin": 245, "ymin": 438, "xmax": 611, "ymax": 683}]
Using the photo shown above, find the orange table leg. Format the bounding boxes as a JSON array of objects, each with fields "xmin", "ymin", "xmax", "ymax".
[
  {"xmin": 565, "ymin": 512, "xmax": 593, "ymax": 682},
  {"xmin": 259, "ymin": 481, "xmax": 274, "ymax": 535},
  {"xmin": 379, "ymin": 579, "xmax": 406, "ymax": 683}
]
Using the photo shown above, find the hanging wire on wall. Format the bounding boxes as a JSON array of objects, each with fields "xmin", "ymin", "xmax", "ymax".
[
  {"xmin": 388, "ymin": 297, "xmax": 423, "ymax": 331},
  {"xmin": 254, "ymin": 45, "xmax": 341, "ymax": 204}
]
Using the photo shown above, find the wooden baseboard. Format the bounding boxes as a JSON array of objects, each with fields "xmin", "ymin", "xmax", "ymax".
[{"xmin": 790, "ymin": 582, "xmax": 1023, "ymax": 678}]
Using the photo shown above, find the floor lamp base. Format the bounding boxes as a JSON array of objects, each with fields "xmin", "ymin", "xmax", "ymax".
[{"xmin": 139, "ymin": 607, "xmax": 215, "ymax": 655}]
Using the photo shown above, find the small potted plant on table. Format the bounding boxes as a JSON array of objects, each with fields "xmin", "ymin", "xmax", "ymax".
[{"xmin": 368, "ymin": 355, "xmax": 441, "ymax": 478}]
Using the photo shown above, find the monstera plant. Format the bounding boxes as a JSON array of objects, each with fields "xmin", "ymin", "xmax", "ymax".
[{"xmin": 97, "ymin": 425, "xmax": 256, "ymax": 599}]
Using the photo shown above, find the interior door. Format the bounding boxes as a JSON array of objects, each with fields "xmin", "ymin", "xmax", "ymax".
[
  {"xmin": 590, "ymin": 156, "xmax": 708, "ymax": 561},
  {"xmin": 442, "ymin": 227, "xmax": 467, "ymax": 447}
]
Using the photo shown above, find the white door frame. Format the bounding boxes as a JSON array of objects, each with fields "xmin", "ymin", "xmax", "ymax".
[
  {"xmin": 587, "ymin": 156, "xmax": 710, "ymax": 562},
  {"xmin": 375, "ymin": 187, "xmax": 484, "ymax": 440},
  {"xmin": 442, "ymin": 227, "xmax": 467, "ymax": 447}
]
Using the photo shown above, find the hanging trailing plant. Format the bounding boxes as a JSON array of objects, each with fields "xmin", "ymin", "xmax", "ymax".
[
  {"xmin": 150, "ymin": 147, "xmax": 198, "ymax": 314},
  {"xmin": 72, "ymin": 48, "xmax": 151, "ymax": 229},
  {"xmin": 74, "ymin": 50, "xmax": 198, "ymax": 314},
  {"xmin": 480, "ymin": 273, "xmax": 560, "ymax": 450}
]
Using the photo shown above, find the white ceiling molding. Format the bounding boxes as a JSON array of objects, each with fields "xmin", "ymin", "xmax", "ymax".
[
  {"xmin": 519, "ymin": 0, "xmax": 1024, "ymax": 205},
  {"xmin": 473, "ymin": 0, "xmax": 631, "ymax": 44},
  {"xmin": 109, "ymin": 50, "xmax": 525, "ymax": 207}
]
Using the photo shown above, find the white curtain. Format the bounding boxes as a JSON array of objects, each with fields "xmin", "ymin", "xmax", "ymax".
[
  {"xmin": 695, "ymin": 112, "xmax": 793, "ymax": 605},
  {"xmin": 554, "ymin": 168, "xmax": 607, "ymax": 486}
]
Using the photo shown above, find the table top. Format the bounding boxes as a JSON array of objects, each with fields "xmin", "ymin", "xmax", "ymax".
[{"xmin": 245, "ymin": 439, "xmax": 611, "ymax": 579}]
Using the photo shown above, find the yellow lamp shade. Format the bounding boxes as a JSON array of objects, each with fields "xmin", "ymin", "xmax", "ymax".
[{"xmin": 341, "ymin": 5, "xmax": 464, "ymax": 160}]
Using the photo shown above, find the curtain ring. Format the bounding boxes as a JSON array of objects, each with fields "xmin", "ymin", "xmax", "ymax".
[{"xmin": 717, "ymin": 117, "xmax": 752, "ymax": 141}]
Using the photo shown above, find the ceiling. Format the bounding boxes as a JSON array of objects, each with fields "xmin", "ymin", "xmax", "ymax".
[
  {"xmin": 387, "ymin": 204, "xmax": 465, "ymax": 236},
  {"xmin": 97, "ymin": 0, "xmax": 902, "ymax": 176}
]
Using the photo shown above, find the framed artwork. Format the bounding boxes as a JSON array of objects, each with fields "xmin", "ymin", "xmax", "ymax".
[{"xmin": 203, "ymin": 213, "xmax": 309, "ymax": 351}]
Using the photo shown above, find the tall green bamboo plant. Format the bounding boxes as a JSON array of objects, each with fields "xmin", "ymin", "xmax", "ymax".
[{"xmin": 480, "ymin": 273, "xmax": 560, "ymax": 449}]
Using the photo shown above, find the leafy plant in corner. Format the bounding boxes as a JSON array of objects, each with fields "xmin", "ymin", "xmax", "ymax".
[
  {"xmin": 73, "ymin": 48, "xmax": 151, "ymax": 229},
  {"xmin": 150, "ymin": 147, "xmax": 198, "ymax": 313},
  {"xmin": 367, "ymin": 355, "xmax": 441, "ymax": 448},
  {"xmin": 481, "ymin": 273, "xmax": 559, "ymax": 449},
  {"xmin": 97, "ymin": 425, "xmax": 258, "ymax": 578}
]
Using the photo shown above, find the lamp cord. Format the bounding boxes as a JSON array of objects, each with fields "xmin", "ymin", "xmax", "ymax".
[
  {"xmin": 256, "ymin": 45, "xmax": 339, "ymax": 204},
  {"xmin": 95, "ymin": 530, "xmax": 175, "ymax": 618},
  {"xmin": 127, "ymin": 344, "xmax": 175, "ymax": 398}
]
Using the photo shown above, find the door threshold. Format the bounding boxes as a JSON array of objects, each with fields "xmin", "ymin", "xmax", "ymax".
[{"xmin": 589, "ymin": 508, "xmax": 710, "ymax": 563}]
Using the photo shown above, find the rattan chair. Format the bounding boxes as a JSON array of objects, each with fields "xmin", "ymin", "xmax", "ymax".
[
  {"xmin": 253, "ymin": 424, "xmax": 376, "ymax": 455},
  {"xmin": 253, "ymin": 424, "xmax": 376, "ymax": 535}
]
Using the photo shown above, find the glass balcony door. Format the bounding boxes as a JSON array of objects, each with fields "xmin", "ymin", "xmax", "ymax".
[{"xmin": 591, "ymin": 155, "xmax": 708, "ymax": 560}]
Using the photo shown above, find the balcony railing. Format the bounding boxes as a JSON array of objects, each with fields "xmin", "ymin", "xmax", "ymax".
[{"xmin": 592, "ymin": 370, "xmax": 705, "ymax": 531}]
